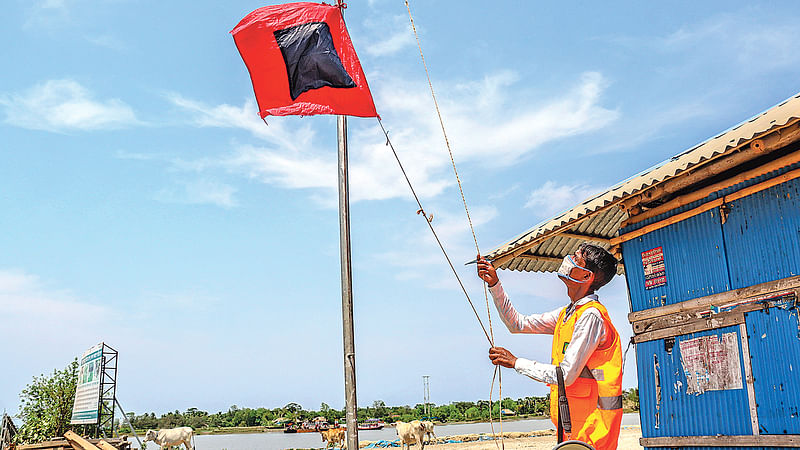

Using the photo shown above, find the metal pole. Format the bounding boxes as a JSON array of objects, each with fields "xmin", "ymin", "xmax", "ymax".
[
  {"xmin": 114, "ymin": 399, "xmax": 143, "ymax": 449},
  {"xmin": 338, "ymin": 114, "xmax": 359, "ymax": 450}
]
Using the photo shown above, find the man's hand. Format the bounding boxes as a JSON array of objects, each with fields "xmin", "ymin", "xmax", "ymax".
[
  {"xmin": 489, "ymin": 346, "xmax": 517, "ymax": 369},
  {"xmin": 477, "ymin": 254, "xmax": 499, "ymax": 287}
]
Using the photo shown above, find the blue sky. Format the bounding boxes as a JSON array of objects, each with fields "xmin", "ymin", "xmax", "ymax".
[{"xmin": 2, "ymin": 0, "xmax": 800, "ymax": 417}]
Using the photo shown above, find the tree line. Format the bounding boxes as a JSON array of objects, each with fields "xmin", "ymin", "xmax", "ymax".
[
  {"xmin": 14, "ymin": 359, "xmax": 639, "ymax": 443},
  {"xmin": 122, "ymin": 397, "xmax": 548, "ymax": 432}
]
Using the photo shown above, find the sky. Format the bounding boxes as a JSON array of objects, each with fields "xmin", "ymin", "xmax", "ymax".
[{"xmin": 2, "ymin": 0, "xmax": 800, "ymax": 418}]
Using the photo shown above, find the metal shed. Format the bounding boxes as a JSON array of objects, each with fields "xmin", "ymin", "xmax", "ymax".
[{"xmin": 484, "ymin": 91, "xmax": 800, "ymax": 448}]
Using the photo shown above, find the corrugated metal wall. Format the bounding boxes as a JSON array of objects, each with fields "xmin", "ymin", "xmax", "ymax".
[
  {"xmin": 722, "ymin": 177, "xmax": 800, "ymax": 289},
  {"xmin": 745, "ymin": 305, "xmax": 800, "ymax": 435},
  {"xmin": 622, "ymin": 164, "xmax": 800, "ymax": 447},
  {"xmin": 637, "ymin": 326, "xmax": 752, "ymax": 438},
  {"xmin": 622, "ymin": 209, "xmax": 730, "ymax": 312}
]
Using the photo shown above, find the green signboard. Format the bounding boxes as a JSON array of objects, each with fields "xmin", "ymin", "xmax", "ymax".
[{"xmin": 70, "ymin": 343, "xmax": 103, "ymax": 425}]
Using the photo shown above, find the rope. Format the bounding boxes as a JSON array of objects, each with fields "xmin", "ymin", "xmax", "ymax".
[
  {"xmin": 377, "ymin": 119, "xmax": 493, "ymax": 345},
  {"xmin": 402, "ymin": 1, "xmax": 503, "ymax": 447}
]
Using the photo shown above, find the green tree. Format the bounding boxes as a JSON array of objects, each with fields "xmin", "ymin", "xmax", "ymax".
[
  {"xmin": 464, "ymin": 407, "xmax": 481, "ymax": 420},
  {"xmin": 16, "ymin": 359, "xmax": 79, "ymax": 444},
  {"xmin": 623, "ymin": 388, "xmax": 639, "ymax": 411},
  {"xmin": 372, "ymin": 400, "xmax": 387, "ymax": 418}
]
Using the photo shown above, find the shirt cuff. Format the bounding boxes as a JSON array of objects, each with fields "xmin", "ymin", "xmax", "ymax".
[
  {"xmin": 488, "ymin": 280, "xmax": 505, "ymax": 298},
  {"xmin": 514, "ymin": 357, "xmax": 557, "ymax": 385}
]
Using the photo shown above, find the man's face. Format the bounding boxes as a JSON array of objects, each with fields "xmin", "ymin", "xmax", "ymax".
[{"xmin": 558, "ymin": 249, "xmax": 595, "ymax": 300}]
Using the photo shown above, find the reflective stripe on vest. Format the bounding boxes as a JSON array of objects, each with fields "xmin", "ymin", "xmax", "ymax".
[{"xmin": 598, "ymin": 395, "xmax": 623, "ymax": 410}]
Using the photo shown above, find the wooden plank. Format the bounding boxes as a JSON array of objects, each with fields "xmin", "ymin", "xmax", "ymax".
[
  {"xmin": 633, "ymin": 312, "xmax": 744, "ymax": 343},
  {"xmin": 739, "ymin": 323, "xmax": 760, "ymax": 435},
  {"xmin": 624, "ymin": 149, "xmax": 800, "ymax": 227},
  {"xmin": 628, "ymin": 275, "xmax": 800, "ymax": 323},
  {"xmin": 64, "ymin": 431, "xmax": 101, "ymax": 450},
  {"xmin": 96, "ymin": 441, "xmax": 116, "ymax": 450},
  {"xmin": 632, "ymin": 301, "xmax": 773, "ymax": 334},
  {"xmin": 641, "ymin": 434, "xmax": 800, "ymax": 447},
  {"xmin": 612, "ymin": 166, "xmax": 800, "ymax": 246}
]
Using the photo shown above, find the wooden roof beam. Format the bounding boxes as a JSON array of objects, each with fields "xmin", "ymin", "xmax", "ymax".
[{"xmin": 621, "ymin": 120, "xmax": 800, "ymax": 211}]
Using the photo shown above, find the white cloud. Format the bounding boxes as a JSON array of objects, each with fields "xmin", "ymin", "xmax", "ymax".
[
  {"xmin": 524, "ymin": 180, "xmax": 605, "ymax": 218},
  {"xmin": 373, "ymin": 204, "xmax": 498, "ymax": 290},
  {"xmin": 165, "ymin": 70, "xmax": 617, "ymax": 207},
  {"xmin": 0, "ymin": 79, "xmax": 140, "ymax": 132},
  {"xmin": 363, "ymin": 15, "xmax": 416, "ymax": 57},
  {"xmin": 23, "ymin": 0, "xmax": 70, "ymax": 28},
  {"xmin": 155, "ymin": 179, "xmax": 239, "ymax": 208},
  {"xmin": 662, "ymin": 14, "xmax": 800, "ymax": 71}
]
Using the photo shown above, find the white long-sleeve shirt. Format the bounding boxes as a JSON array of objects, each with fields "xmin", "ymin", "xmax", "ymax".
[{"xmin": 489, "ymin": 281, "xmax": 608, "ymax": 386}]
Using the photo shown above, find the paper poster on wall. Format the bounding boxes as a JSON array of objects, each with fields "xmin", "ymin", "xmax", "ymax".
[
  {"xmin": 642, "ymin": 246, "xmax": 666, "ymax": 289},
  {"xmin": 70, "ymin": 343, "xmax": 103, "ymax": 424},
  {"xmin": 678, "ymin": 332, "xmax": 743, "ymax": 395}
]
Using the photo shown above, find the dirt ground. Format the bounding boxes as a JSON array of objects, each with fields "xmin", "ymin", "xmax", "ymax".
[{"xmin": 360, "ymin": 426, "xmax": 642, "ymax": 450}]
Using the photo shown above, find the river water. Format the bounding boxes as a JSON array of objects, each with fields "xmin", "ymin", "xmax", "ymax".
[{"xmin": 129, "ymin": 414, "xmax": 640, "ymax": 450}]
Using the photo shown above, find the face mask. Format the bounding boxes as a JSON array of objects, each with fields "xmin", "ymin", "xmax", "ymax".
[{"xmin": 557, "ymin": 255, "xmax": 593, "ymax": 284}]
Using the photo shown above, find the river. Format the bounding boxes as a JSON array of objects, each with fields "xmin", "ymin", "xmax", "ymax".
[{"xmin": 129, "ymin": 414, "xmax": 640, "ymax": 450}]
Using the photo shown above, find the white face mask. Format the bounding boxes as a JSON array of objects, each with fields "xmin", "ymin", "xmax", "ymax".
[{"xmin": 557, "ymin": 255, "xmax": 593, "ymax": 284}]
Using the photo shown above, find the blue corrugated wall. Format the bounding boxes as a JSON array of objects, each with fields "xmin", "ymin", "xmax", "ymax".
[
  {"xmin": 745, "ymin": 306, "xmax": 800, "ymax": 435},
  {"xmin": 622, "ymin": 209, "xmax": 730, "ymax": 312},
  {"xmin": 621, "ymin": 165, "xmax": 800, "ymax": 447},
  {"xmin": 722, "ymin": 178, "xmax": 800, "ymax": 289},
  {"xmin": 637, "ymin": 326, "xmax": 752, "ymax": 438}
]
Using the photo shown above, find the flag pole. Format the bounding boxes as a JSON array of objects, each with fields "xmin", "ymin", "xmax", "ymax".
[{"xmin": 337, "ymin": 113, "xmax": 359, "ymax": 449}]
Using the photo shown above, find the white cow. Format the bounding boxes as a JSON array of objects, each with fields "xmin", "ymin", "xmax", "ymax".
[
  {"xmin": 395, "ymin": 420, "xmax": 426, "ymax": 450},
  {"xmin": 143, "ymin": 427, "xmax": 195, "ymax": 450},
  {"xmin": 420, "ymin": 420, "xmax": 436, "ymax": 443}
]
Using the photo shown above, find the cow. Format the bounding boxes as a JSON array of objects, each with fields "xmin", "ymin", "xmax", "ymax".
[
  {"xmin": 143, "ymin": 427, "xmax": 195, "ymax": 450},
  {"xmin": 320, "ymin": 427, "xmax": 346, "ymax": 449},
  {"xmin": 420, "ymin": 420, "xmax": 436, "ymax": 443},
  {"xmin": 395, "ymin": 420, "xmax": 426, "ymax": 450}
]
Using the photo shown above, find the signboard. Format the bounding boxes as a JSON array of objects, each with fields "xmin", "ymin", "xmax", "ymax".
[
  {"xmin": 642, "ymin": 246, "xmax": 666, "ymax": 289},
  {"xmin": 70, "ymin": 343, "xmax": 104, "ymax": 424},
  {"xmin": 678, "ymin": 332, "xmax": 743, "ymax": 395}
]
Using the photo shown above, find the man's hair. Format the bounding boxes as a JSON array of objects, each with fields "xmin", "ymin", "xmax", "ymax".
[{"xmin": 578, "ymin": 243, "xmax": 618, "ymax": 292}]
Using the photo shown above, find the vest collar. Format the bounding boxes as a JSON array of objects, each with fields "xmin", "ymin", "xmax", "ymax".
[{"xmin": 564, "ymin": 293, "xmax": 599, "ymax": 321}]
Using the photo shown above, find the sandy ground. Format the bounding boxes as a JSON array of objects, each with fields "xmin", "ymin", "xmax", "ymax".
[{"xmin": 360, "ymin": 426, "xmax": 642, "ymax": 450}]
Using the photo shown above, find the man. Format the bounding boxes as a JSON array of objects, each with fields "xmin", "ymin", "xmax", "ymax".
[{"xmin": 477, "ymin": 243, "xmax": 622, "ymax": 450}]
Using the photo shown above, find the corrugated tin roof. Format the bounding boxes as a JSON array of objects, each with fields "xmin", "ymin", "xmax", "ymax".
[{"xmin": 485, "ymin": 91, "xmax": 800, "ymax": 272}]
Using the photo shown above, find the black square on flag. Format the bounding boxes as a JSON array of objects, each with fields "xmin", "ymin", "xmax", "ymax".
[{"xmin": 274, "ymin": 22, "xmax": 356, "ymax": 100}]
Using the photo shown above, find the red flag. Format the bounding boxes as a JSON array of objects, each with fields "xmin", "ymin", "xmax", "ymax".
[{"xmin": 231, "ymin": 2, "xmax": 378, "ymax": 118}]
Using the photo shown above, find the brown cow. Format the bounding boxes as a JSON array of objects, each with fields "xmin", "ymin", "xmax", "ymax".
[{"xmin": 320, "ymin": 427, "xmax": 346, "ymax": 449}]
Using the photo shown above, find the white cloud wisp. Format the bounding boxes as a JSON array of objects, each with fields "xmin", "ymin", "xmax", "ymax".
[
  {"xmin": 166, "ymin": 71, "xmax": 618, "ymax": 207},
  {"xmin": 0, "ymin": 79, "xmax": 140, "ymax": 132}
]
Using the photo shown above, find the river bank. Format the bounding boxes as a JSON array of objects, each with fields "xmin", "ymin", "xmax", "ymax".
[
  {"xmin": 126, "ymin": 415, "xmax": 640, "ymax": 449},
  {"xmin": 154, "ymin": 414, "xmax": 556, "ymax": 436},
  {"xmin": 364, "ymin": 426, "xmax": 642, "ymax": 450}
]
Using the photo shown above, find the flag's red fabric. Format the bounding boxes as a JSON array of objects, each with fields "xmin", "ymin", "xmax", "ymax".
[{"xmin": 231, "ymin": 2, "xmax": 378, "ymax": 118}]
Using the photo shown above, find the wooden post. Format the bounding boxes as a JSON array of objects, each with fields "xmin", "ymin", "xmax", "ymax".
[
  {"xmin": 338, "ymin": 114, "xmax": 359, "ymax": 450},
  {"xmin": 63, "ymin": 431, "xmax": 101, "ymax": 450}
]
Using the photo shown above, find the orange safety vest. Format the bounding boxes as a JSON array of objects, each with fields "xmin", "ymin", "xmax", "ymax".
[{"xmin": 549, "ymin": 300, "xmax": 623, "ymax": 450}]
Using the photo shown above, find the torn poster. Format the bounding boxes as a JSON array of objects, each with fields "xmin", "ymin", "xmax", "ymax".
[
  {"xmin": 642, "ymin": 246, "xmax": 666, "ymax": 289},
  {"xmin": 679, "ymin": 332, "xmax": 743, "ymax": 395}
]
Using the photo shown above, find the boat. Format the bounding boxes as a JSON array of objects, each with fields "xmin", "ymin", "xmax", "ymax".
[
  {"xmin": 283, "ymin": 421, "xmax": 325, "ymax": 433},
  {"xmin": 357, "ymin": 418, "xmax": 385, "ymax": 430}
]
